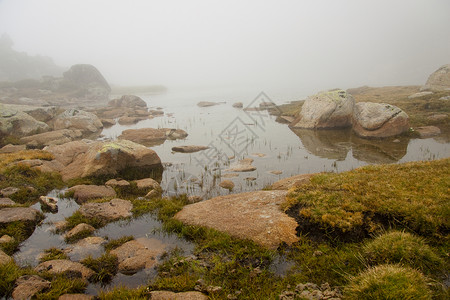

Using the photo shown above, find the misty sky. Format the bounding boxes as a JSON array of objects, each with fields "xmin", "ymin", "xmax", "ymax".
[{"xmin": 1, "ymin": 0, "xmax": 449, "ymax": 94}]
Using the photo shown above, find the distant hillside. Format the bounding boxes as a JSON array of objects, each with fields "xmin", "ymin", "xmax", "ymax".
[{"xmin": 0, "ymin": 33, "xmax": 64, "ymax": 81}]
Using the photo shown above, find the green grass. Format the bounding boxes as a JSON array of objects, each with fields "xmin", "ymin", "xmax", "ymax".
[
  {"xmin": 0, "ymin": 219, "xmax": 44, "ymax": 255},
  {"xmin": 283, "ymin": 158, "xmax": 450, "ymax": 241},
  {"xmin": 0, "ymin": 261, "xmax": 36, "ymax": 298},
  {"xmin": 63, "ymin": 211, "xmax": 106, "ymax": 232},
  {"xmin": 344, "ymin": 264, "xmax": 433, "ymax": 300},
  {"xmin": 81, "ymin": 253, "xmax": 118, "ymax": 284},
  {"xmin": 39, "ymin": 248, "xmax": 68, "ymax": 262},
  {"xmin": 362, "ymin": 230, "xmax": 446, "ymax": 275},
  {"xmin": 34, "ymin": 274, "xmax": 86, "ymax": 300},
  {"xmin": 98, "ymin": 286, "xmax": 149, "ymax": 300}
]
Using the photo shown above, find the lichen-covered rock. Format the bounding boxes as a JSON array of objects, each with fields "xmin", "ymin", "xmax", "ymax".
[
  {"xmin": 35, "ymin": 259, "xmax": 94, "ymax": 281},
  {"xmin": 110, "ymin": 237, "xmax": 166, "ymax": 274},
  {"xmin": 424, "ymin": 64, "xmax": 450, "ymax": 91},
  {"xmin": 46, "ymin": 139, "xmax": 162, "ymax": 181},
  {"xmin": 175, "ymin": 191, "xmax": 299, "ymax": 249},
  {"xmin": 20, "ymin": 129, "xmax": 83, "ymax": 148},
  {"xmin": 53, "ymin": 109, "xmax": 103, "ymax": 134},
  {"xmin": 108, "ymin": 95, "xmax": 147, "ymax": 108},
  {"xmin": 290, "ymin": 89, "xmax": 354, "ymax": 129},
  {"xmin": 12, "ymin": 275, "xmax": 51, "ymax": 300},
  {"xmin": 67, "ymin": 185, "xmax": 116, "ymax": 204},
  {"xmin": 79, "ymin": 198, "xmax": 133, "ymax": 221},
  {"xmin": 352, "ymin": 102, "xmax": 410, "ymax": 138},
  {"xmin": 0, "ymin": 105, "xmax": 49, "ymax": 136}
]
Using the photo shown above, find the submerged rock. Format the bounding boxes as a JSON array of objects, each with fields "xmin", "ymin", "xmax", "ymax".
[
  {"xmin": 12, "ymin": 275, "xmax": 51, "ymax": 300},
  {"xmin": 175, "ymin": 191, "xmax": 299, "ymax": 249},
  {"xmin": 110, "ymin": 237, "xmax": 166, "ymax": 274},
  {"xmin": 225, "ymin": 158, "xmax": 256, "ymax": 172},
  {"xmin": 290, "ymin": 89, "xmax": 354, "ymax": 129},
  {"xmin": 79, "ymin": 198, "xmax": 133, "ymax": 221},
  {"xmin": 172, "ymin": 145, "xmax": 209, "ymax": 153},
  {"xmin": 352, "ymin": 102, "xmax": 410, "ymax": 138},
  {"xmin": 65, "ymin": 236, "xmax": 106, "ymax": 261}
]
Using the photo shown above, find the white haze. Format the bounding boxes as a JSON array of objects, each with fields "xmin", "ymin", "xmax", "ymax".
[{"xmin": 1, "ymin": 0, "xmax": 449, "ymax": 96}]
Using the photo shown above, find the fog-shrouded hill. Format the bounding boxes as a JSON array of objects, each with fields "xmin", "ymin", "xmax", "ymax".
[{"xmin": 0, "ymin": 33, "xmax": 64, "ymax": 81}]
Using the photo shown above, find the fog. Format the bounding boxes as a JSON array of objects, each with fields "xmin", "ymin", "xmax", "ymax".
[{"xmin": 1, "ymin": 0, "xmax": 449, "ymax": 95}]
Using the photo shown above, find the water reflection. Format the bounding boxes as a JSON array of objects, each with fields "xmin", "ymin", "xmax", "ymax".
[{"xmin": 290, "ymin": 128, "xmax": 408, "ymax": 164}]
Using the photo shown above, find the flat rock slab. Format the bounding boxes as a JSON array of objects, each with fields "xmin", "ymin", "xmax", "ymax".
[
  {"xmin": 150, "ymin": 291, "xmax": 208, "ymax": 300},
  {"xmin": 12, "ymin": 275, "xmax": 51, "ymax": 300},
  {"xmin": 0, "ymin": 198, "xmax": 15, "ymax": 207},
  {"xmin": 67, "ymin": 185, "xmax": 116, "ymax": 204},
  {"xmin": 415, "ymin": 126, "xmax": 441, "ymax": 138},
  {"xmin": 175, "ymin": 191, "xmax": 299, "ymax": 249},
  {"xmin": 0, "ymin": 207, "xmax": 41, "ymax": 223},
  {"xmin": 35, "ymin": 259, "xmax": 94, "ymax": 281},
  {"xmin": 271, "ymin": 173, "xmax": 316, "ymax": 190},
  {"xmin": 171, "ymin": 145, "xmax": 209, "ymax": 153},
  {"xmin": 79, "ymin": 198, "xmax": 133, "ymax": 221},
  {"xmin": 110, "ymin": 237, "xmax": 166, "ymax": 274}
]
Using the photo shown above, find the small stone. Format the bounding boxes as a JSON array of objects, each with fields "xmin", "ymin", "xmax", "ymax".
[
  {"xmin": 206, "ymin": 286, "xmax": 223, "ymax": 293},
  {"xmin": 252, "ymin": 153, "xmax": 266, "ymax": 157},
  {"xmin": 313, "ymin": 250, "xmax": 324, "ymax": 257},
  {"xmin": 232, "ymin": 102, "xmax": 243, "ymax": 108},
  {"xmin": 0, "ymin": 198, "xmax": 15, "ymax": 207},
  {"xmin": 53, "ymin": 220, "xmax": 68, "ymax": 232},
  {"xmin": 0, "ymin": 234, "xmax": 14, "ymax": 244},
  {"xmin": 39, "ymin": 196, "xmax": 58, "ymax": 212},
  {"xmin": 79, "ymin": 199, "xmax": 133, "ymax": 221},
  {"xmin": 188, "ymin": 196, "xmax": 203, "ymax": 203},
  {"xmin": 105, "ymin": 179, "xmax": 130, "ymax": 187},
  {"xmin": 0, "ymin": 248, "xmax": 12, "ymax": 265},
  {"xmin": 270, "ymin": 170, "xmax": 282, "ymax": 175},
  {"xmin": 0, "ymin": 187, "xmax": 19, "ymax": 197},
  {"xmin": 219, "ymin": 180, "xmax": 234, "ymax": 190},
  {"xmin": 408, "ymin": 91, "xmax": 433, "ymax": 99}
]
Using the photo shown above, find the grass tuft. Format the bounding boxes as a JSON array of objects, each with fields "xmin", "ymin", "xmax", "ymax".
[
  {"xmin": 81, "ymin": 253, "xmax": 119, "ymax": 284},
  {"xmin": 103, "ymin": 236, "xmax": 134, "ymax": 252},
  {"xmin": 39, "ymin": 248, "xmax": 68, "ymax": 263}
]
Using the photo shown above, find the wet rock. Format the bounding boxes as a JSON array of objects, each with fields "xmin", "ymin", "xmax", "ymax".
[
  {"xmin": 39, "ymin": 196, "xmax": 58, "ymax": 212},
  {"xmin": 415, "ymin": 126, "xmax": 441, "ymax": 138},
  {"xmin": 64, "ymin": 223, "xmax": 95, "ymax": 240},
  {"xmin": 35, "ymin": 259, "xmax": 94, "ymax": 281},
  {"xmin": 225, "ymin": 158, "xmax": 256, "ymax": 172},
  {"xmin": 100, "ymin": 118, "xmax": 115, "ymax": 127},
  {"xmin": 118, "ymin": 128, "xmax": 188, "ymax": 146},
  {"xmin": 290, "ymin": 89, "xmax": 354, "ymax": 129},
  {"xmin": 58, "ymin": 294, "xmax": 94, "ymax": 300},
  {"xmin": 172, "ymin": 145, "xmax": 209, "ymax": 153},
  {"xmin": 0, "ymin": 248, "xmax": 12, "ymax": 264},
  {"xmin": 271, "ymin": 173, "xmax": 316, "ymax": 190},
  {"xmin": 79, "ymin": 198, "xmax": 133, "ymax": 221},
  {"xmin": 67, "ymin": 185, "xmax": 116, "ymax": 204},
  {"xmin": 0, "ymin": 106, "xmax": 50, "ymax": 137},
  {"xmin": 175, "ymin": 191, "xmax": 299, "ymax": 249},
  {"xmin": 0, "ymin": 207, "xmax": 41, "ymax": 223},
  {"xmin": 20, "ymin": 129, "xmax": 83, "ymax": 148},
  {"xmin": 0, "ymin": 144, "xmax": 26, "ymax": 154},
  {"xmin": 197, "ymin": 101, "xmax": 220, "ymax": 107},
  {"xmin": 352, "ymin": 102, "xmax": 410, "ymax": 138},
  {"xmin": 219, "ymin": 180, "xmax": 234, "ymax": 190},
  {"xmin": 108, "ymin": 95, "xmax": 147, "ymax": 108},
  {"xmin": 45, "ymin": 139, "xmax": 162, "ymax": 181},
  {"xmin": 424, "ymin": 64, "xmax": 450, "ymax": 91},
  {"xmin": 65, "ymin": 236, "xmax": 106, "ymax": 261},
  {"xmin": 0, "ymin": 197, "xmax": 15, "ymax": 207},
  {"xmin": 110, "ymin": 237, "xmax": 166, "ymax": 274},
  {"xmin": 12, "ymin": 275, "xmax": 51, "ymax": 300},
  {"xmin": 105, "ymin": 179, "xmax": 130, "ymax": 187},
  {"xmin": 232, "ymin": 102, "xmax": 243, "ymax": 108},
  {"xmin": 118, "ymin": 115, "xmax": 147, "ymax": 125},
  {"xmin": 408, "ymin": 91, "xmax": 433, "ymax": 99},
  {"xmin": 0, "ymin": 234, "xmax": 14, "ymax": 244},
  {"xmin": 53, "ymin": 109, "xmax": 103, "ymax": 134},
  {"xmin": 150, "ymin": 291, "xmax": 208, "ymax": 300},
  {"xmin": 222, "ymin": 173, "xmax": 239, "ymax": 178},
  {"xmin": 270, "ymin": 170, "xmax": 283, "ymax": 175}
]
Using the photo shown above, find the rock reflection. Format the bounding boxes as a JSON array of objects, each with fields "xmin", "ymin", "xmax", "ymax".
[{"xmin": 291, "ymin": 128, "xmax": 408, "ymax": 164}]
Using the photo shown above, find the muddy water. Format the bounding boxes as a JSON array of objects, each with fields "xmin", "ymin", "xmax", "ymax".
[{"xmin": 101, "ymin": 88, "xmax": 450, "ymax": 199}]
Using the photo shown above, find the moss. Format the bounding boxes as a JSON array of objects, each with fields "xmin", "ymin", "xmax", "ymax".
[
  {"xmin": 362, "ymin": 231, "xmax": 446, "ymax": 275},
  {"xmin": 344, "ymin": 264, "xmax": 433, "ymax": 300},
  {"xmin": 39, "ymin": 248, "xmax": 68, "ymax": 263},
  {"xmin": 284, "ymin": 158, "xmax": 450, "ymax": 241},
  {"xmin": 81, "ymin": 253, "xmax": 118, "ymax": 283}
]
